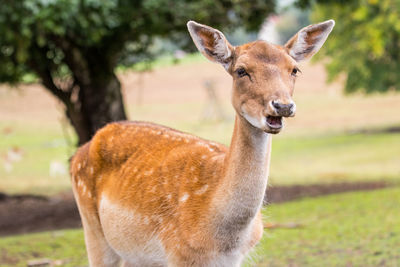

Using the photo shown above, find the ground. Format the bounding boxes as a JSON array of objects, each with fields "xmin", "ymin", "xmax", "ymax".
[
  {"xmin": 1, "ymin": 187, "xmax": 399, "ymax": 266},
  {"xmin": 0, "ymin": 54, "xmax": 399, "ymax": 266},
  {"xmin": 0, "ymin": 181, "xmax": 388, "ymax": 237}
]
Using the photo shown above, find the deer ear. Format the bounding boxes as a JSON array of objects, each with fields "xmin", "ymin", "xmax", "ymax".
[
  {"xmin": 187, "ymin": 21, "xmax": 234, "ymax": 70},
  {"xmin": 285, "ymin": 20, "xmax": 335, "ymax": 62}
]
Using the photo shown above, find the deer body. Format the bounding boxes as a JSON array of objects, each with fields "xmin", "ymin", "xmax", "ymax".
[{"xmin": 71, "ymin": 20, "xmax": 334, "ymax": 266}]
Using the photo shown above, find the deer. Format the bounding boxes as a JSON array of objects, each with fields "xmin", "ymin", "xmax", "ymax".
[{"xmin": 70, "ymin": 19, "xmax": 334, "ymax": 267}]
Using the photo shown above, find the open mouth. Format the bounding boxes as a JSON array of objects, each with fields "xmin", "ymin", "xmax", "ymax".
[{"xmin": 266, "ymin": 115, "xmax": 283, "ymax": 129}]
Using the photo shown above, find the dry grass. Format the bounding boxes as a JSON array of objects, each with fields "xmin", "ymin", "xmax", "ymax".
[
  {"xmin": 0, "ymin": 56, "xmax": 399, "ymax": 194},
  {"xmin": 2, "ymin": 58, "xmax": 400, "ymax": 135}
]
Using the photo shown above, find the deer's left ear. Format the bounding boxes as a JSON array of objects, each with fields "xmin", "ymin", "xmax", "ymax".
[{"xmin": 285, "ymin": 20, "xmax": 335, "ymax": 62}]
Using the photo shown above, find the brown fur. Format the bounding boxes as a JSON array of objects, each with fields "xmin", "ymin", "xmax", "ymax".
[
  {"xmin": 231, "ymin": 41, "xmax": 297, "ymax": 120},
  {"xmin": 71, "ymin": 121, "xmax": 261, "ymax": 265}
]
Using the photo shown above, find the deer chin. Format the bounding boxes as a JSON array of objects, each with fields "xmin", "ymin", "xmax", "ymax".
[{"xmin": 242, "ymin": 112, "xmax": 284, "ymax": 134}]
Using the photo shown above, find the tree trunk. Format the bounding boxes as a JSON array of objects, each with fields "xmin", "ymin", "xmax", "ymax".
[
  {"xmin": 32, "ymin": 41, "xmax": 128, "ymax": 146},
  {"xmin": 65, "ymin": 72, "xmax": 127, "ymax": 146}
]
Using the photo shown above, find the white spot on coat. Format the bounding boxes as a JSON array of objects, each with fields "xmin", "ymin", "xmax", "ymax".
[
  {"xmin": 195, "ymin": 184, "xmax": 209, "ymax": 195},
  {"xmin": 180, "ymin": 193, "xmax": 189, "ymax": 203},
  {"xmin": 144, "ymin": 169, "xmax": 154, "ymax": 176}
]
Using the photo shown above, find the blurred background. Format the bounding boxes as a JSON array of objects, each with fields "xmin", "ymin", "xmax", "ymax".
[{"xmin": 0, "ymin": 0, "xmax": 399, "ymax": 266}]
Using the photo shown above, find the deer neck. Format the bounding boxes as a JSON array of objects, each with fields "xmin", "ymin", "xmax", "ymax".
[{"xmin": 211, "ymin": 114, "xmax": 272, "ymax": 237}]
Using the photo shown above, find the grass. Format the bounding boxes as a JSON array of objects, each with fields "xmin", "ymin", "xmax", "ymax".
[
  {"xmin": 270, "ymin": 131, "xmax": 400, "ymax": 185},
  {"xmin": 1, "ymin": 49, "xmax": 399, "ymax": 267},
  {"xmin": 0, "ymin": 121, "xmax": 74, "ymax": 195},
  {"xmin": 1, "ymin": 117, "xmax": 399, "ymax": 195},
  {"xmin": 250, "ymin": 187, "xmax": 400, "ymax": 267},
  {"xmin": 135, "ymin": 103, "xmax": 400, "ymax": 185},
  {"xmin": 0, "ymin": 230, "xmax": 86, "ymax": 267},
  {"xmin": 1, "ymin": 187, "xmax": 399, "ymax": 266},
  {"xmin": 1, "ymin": 55, "xmax": 399, "ymax": 195}
]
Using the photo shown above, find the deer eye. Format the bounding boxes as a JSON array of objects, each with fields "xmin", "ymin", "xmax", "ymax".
[
  {"xmin": 291, "ymin": 67, "xmax": 300, "ymax": 77},
  {"xmin": 236, "ymin": 68, "xmax": 248, "ymax": 78}
]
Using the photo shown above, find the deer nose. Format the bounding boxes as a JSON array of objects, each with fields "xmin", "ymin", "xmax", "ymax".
[{"xmin": 271, "ymin": 100, "xmax": 296, "ymax": 117}]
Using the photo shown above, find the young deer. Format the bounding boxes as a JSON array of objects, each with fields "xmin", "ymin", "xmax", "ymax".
[{"xmin": 70, "ymin": 20, "xmax": 334, "ymax": 266}]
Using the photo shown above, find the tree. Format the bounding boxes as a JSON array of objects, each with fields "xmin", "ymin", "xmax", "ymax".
[
  {"xmin": 0, "ymin": 0, "xmax": 275, "ymax": 145},
  {"xmin": 297, "ymin": 0, "xmax": 400, "ymax": 94}
]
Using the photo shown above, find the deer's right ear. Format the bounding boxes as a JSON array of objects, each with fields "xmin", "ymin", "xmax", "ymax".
[{"xmin": 187, "ymin": 21, "xmax": 234, "ymax": 71}]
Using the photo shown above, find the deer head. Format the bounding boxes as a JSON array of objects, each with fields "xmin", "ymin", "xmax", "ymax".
[{"xmin": 187, "ymin": 20, "xmax": 334, "ymax": 134}]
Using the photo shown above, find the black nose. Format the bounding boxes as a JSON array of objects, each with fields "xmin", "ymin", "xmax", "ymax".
[{"xmin": 271, "ymin": 101, "xmax": 295, "ymax": 117}]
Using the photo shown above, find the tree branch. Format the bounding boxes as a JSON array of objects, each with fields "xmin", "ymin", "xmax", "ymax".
[
  {"xmin": 48, "ymin": 34, "xmax": 92, "ymax": 87},
  {"xmin": 28, "ymin": 43, "xmax": 71, "ymax": 104}
]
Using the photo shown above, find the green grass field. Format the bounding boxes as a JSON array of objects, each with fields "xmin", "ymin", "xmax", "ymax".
[
  {"xmin": 1, "ymin": 54, "xmax": 400, "ymax": 195},
  {"xmin": 1, "ymin": 118, "xmax": 399, "ymax": 195},
  {"xmin": 0, "ymin": 122, "xmax": 74, "ymax": 195},
  {"xmin": 251, "ymin": 187, "xmax": 400, "ymax": 267},
  {"xmin": 1, "ymin": 187, "xmax": 399, "ymax": 266}
]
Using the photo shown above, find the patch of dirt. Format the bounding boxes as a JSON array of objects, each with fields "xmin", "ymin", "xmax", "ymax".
[
  {"xmin": 0, "ymin": 181, "xmax": 391, "ymax": 237},
  {"xmin": 0, "ymin": 192, "xmax": 81, "ymax": 237}
]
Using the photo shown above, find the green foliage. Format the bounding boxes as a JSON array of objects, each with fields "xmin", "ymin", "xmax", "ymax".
[
  {"xmin": 0, "ymin": 0, "xmax": 275, "ymax": 84},
  {"xmin": 310, "ymin": 0, "xmax": 400, "ymax": 93}
]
